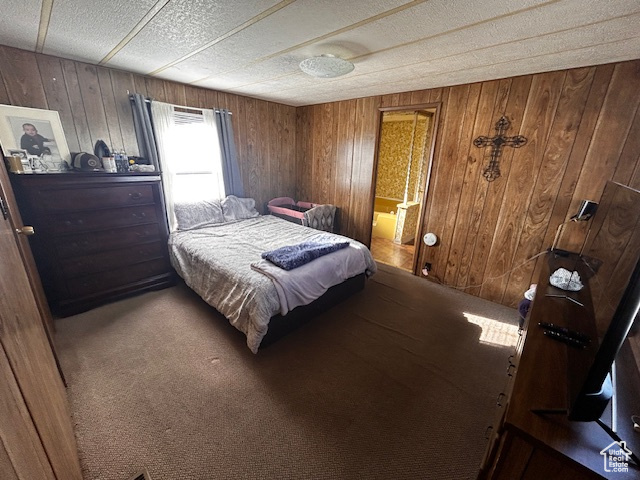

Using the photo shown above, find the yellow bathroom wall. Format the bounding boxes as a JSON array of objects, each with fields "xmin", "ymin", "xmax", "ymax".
[{"xmin": 375, "ymin": 115, "xmax": 431, "ymax": 200}]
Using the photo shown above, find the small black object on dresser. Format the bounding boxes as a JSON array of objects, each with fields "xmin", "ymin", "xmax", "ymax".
[{"xmin": 11, "ymin": 172, "xmax": 174, "ymax": 316}]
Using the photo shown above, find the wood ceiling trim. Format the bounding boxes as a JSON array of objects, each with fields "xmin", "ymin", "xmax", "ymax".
[
  {"xmin": 148, "ymin": 0, "xmax": 296, "ymax": 77},
  {"xmin": 35, "ymin": 0, "xmax": 54, "ymax": 53},
  {"xmin": 99, "ymin": 0, "xmax": 171, "ymax": 65}
]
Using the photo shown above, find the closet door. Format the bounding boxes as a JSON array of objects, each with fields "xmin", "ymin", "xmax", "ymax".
[
  {"xmin": 0, "ymin": 341, "xmax": 55, "ymax": 479},
  {"xmin": 0, "ymin": 176, "xmax": 82, "ymax": 479}
]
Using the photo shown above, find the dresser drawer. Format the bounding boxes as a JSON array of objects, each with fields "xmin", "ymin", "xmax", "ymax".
[
  {"xmin": 65, "ymin": 258, "xmax": 169, "ymax": 297},
  {"xmin": 35, "ymin": 184, "xmax": 155, "ymax": 212},
  {"xmin": 61, "ymin": 241, "xmax": 165, "ymax": 277},
  {"xmin": 11, "ymin": 173, "xmax": 172, "ymax": 316},
  {"xmin": 44, "ymin": 205, "xmax": 158, "ymax": 234},
  {"xmin": 55, "ymin": 223, "xmax": 161, "ymax": 258}
]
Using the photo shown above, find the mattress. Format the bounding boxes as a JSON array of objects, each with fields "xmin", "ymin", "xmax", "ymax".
[{"xmin": 168, "ymin": 215, "xmax": 376, "ymax": 352}]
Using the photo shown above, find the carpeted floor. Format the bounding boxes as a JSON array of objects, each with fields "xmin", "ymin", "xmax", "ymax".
[{"xmin": 55, "ymin": 264, "xmax": 518, "ymax": 480}]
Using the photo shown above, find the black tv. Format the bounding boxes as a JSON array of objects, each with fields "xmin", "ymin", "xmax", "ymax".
[{"xmin": 568, "ymin": 255, "xmax": 640, "ymax": 422}]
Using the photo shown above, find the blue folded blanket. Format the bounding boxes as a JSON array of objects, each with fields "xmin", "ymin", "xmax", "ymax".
[{"xmin": 262, "ymin": 240, "xmax": 350, "ymax": 270}]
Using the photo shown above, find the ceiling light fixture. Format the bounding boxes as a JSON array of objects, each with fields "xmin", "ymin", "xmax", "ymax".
[{"xmin": 299, "ymin": 54, "xmax": 354, "ymax": 78}]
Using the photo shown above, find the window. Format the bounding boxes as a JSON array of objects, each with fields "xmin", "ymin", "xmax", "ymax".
[{"xmin": 163, "ymin": 109, "xmax": 225, "ymax": 203}]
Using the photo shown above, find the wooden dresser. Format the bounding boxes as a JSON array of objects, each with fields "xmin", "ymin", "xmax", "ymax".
[
  {"xmin": 479, "ymin": 254, "xmax": 640, "ymax": 479},
  {"xmin": 11, "ymin": 172, "xmax": 174, "ymax": 316}
]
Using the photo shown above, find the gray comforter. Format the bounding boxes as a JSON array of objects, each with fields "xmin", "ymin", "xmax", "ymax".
[{"xmin": 168, "ymin": 215, "xmax": 376, "ymax": 353}]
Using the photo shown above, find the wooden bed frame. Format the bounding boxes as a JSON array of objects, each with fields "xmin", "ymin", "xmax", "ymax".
[{"xmin": 259, "ymin": 272, "xmax": 366, "ymax": 348}]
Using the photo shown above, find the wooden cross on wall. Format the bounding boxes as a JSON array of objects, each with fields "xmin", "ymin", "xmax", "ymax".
[{"xmin": 473, "ymin": 116, "xmax": 527, "ymax": 182}]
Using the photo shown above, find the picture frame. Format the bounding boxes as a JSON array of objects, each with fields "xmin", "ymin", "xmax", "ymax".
[{"xmin": 0, "ymin": 104, "xmax": 71, "ymax": 171}]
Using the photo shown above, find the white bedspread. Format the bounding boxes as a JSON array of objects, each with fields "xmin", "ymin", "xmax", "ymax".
[
  {"xmin": 168, "ymin": 215, "xmax": 376, "ymax": 353},
  {"xmin": 251, "ymin": 243, "xmax": 368, "ymax": 315}
]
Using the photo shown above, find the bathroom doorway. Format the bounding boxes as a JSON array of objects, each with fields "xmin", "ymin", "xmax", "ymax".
[{"xmin": 370, "ymin": 106, "xmax": 438, "ymax": 273}]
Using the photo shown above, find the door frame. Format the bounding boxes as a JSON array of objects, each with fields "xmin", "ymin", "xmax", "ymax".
[{"xmin": 371, "ymin": 102, "xmax": 441, "ymax": 275}]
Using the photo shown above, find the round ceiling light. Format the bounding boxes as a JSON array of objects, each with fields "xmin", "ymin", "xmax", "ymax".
[{"xmin": 299, "ymin": 54, "xmax": 354, "ymax": 78}]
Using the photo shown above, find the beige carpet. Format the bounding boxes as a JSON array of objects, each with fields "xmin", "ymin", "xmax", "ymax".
[{"xmin": 55, "ymin": 264, "xmax": 518, "ymax": 480}]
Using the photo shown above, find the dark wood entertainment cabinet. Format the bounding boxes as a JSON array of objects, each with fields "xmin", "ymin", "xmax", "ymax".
[
  {"xmin": 11, "ymin": 172, "xmax": 174, "ymax": 316},
  {"xmin": 479, "ymin": 253, "xmax": 640, "ymax": 479}
]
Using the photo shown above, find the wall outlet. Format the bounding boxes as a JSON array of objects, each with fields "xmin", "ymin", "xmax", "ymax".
[{"xmin": 424, "ymin": 262, "xmax": 432, "ymax": 271}]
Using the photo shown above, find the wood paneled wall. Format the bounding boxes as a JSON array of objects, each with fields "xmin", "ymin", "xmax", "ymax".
[
  {"xmin": 582, "ymin": 182, "xmax": 640, "ymax": 334},
  {"xmin": 296, "ymin": 60, "xmax": 640, "ymax": 307},
  {"xmin": 0, "ymin": 45, "xmax": 296, "ymax": 210},
  {"xmin": 2, "ymin": 42, "xmax": 639, "ymax": 308}
]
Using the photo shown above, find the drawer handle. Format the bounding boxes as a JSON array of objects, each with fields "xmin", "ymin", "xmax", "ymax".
[
  {"xmin": 64, "ymin": 219, "xmax": 84, "ymax": 226},
  {"xmin": 135, "ymin": 230, "xmax": 151, "ymax": 237},
  {"xmin": 16, "ymin": 226, "xmax": 35, "ymax": 236},
  {"xmin": 129, "ymin": 192, "xmax": 142, "ymax": 200},
  {"xmin": 507, "ymin": 364, "xmax": 516, "ymax": 377},
  {"xmin": 484, "ymin": 425, "xmax": 493, "ymax": 439},
  {"xmin": 496, "ymin": 393, "xmax": 506, "ymax": 407},
  {"xmin": 132, "ymin": 212, "xmax": 147, "ymax": 219}
]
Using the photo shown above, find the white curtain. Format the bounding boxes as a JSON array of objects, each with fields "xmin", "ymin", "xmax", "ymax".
[
  {"xmin": 150, "ymin": 101, "xmax": 177, "ymax": 231},
  {"xmin": 151, "ymin": 102, "xmax": 227, "ymax": 232}
]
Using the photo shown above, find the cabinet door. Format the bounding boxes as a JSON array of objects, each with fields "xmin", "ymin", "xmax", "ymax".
[{"xmin": 0, "ymin": 185, "xmax": 82, "ymax": 478}]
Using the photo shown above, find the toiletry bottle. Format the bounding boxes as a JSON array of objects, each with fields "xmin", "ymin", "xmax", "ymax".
[{"xmin": 121, "ymin": 149, "xmax": 129, "ymax": 171}]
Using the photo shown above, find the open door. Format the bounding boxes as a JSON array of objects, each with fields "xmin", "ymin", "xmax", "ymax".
[
  {"xmin": 370, "ymin": 104, "xmax": 439, "ymax": 273},
  {"xmin": 0, "ymin": 173, "xmax": 82, "ymax": 478}
]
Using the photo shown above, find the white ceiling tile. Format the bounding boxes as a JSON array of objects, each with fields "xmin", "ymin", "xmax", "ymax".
[
  {"xmin": 0, "ymin": 0, "xmax": 41, "ymax": 51},
  {"xmin": 171, "ymin": 0, "xmax": 415, "ymax": 85},
  {"xmin": 42, "ymin": 0, "xmax": 160, "ymax": 62},
  {"xmin": 221, "ymin": 7, "xmax": 640, "ymax": 104},
  {"xmin": 336, "ymin": 0, "xmax": 640, "ymax": 65},
  {"xmin": 284, "ymin": 36, "xmax": 640, "ymax": 106},
  {"xmin": 306, "ymin": 0, "xmax": 551, "ymax": 56},
  {"xmin": 107, "ymin": 0, "xmax": 282, "ymax": 74}
]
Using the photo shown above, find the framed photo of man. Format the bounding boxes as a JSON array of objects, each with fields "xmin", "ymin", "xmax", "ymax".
[{"xmin": 0, "ymin": 104, "xmax": 71, "ymax": 170}]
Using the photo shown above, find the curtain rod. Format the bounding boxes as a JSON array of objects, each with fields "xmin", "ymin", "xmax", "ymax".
[{"xmin": 129, "ymin": 94, "xmax": 232, "ymax": 115}]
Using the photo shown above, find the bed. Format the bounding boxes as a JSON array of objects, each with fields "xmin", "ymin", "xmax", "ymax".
[{"xmin": 168, "ymin": 196, "xmax": 376, "ymax": 353}]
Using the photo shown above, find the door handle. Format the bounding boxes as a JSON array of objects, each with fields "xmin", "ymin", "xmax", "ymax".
[{"xmin": 16, "ymin": 226, "xmax": 35, "ymax": 236}]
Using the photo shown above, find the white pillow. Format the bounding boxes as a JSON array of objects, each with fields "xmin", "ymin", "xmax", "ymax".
[
  {"xmin": 221, "ymin": 195, "xmax": 260, "ymax": 221},
  {"xmin": 174, "ymin": 199, "xmax": 225, "ymax": 230}
]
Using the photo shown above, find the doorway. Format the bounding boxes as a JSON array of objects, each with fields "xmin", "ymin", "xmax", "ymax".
[{"xmin": 370, "ymin": 106, "xmax": 437, "ymax": 273}]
